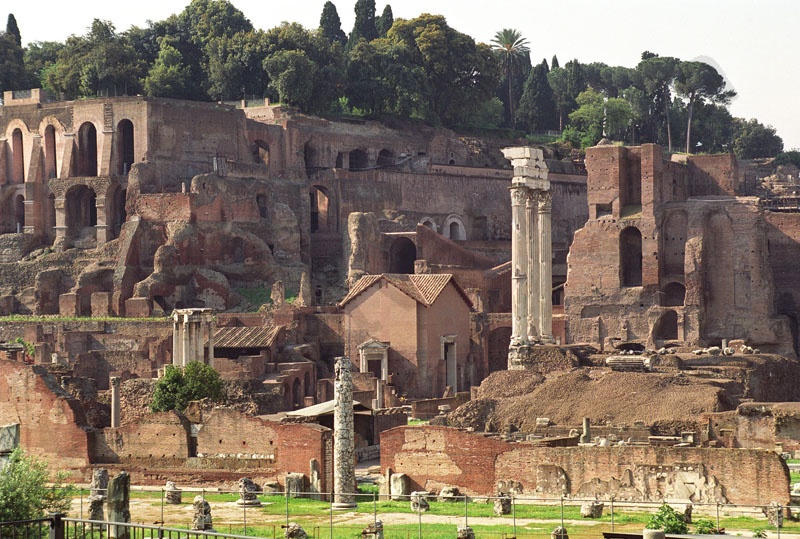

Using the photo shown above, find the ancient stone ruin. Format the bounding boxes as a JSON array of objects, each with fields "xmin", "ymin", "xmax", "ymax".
[{"xmin": 192, "ymin": 496, "xmax": 214, "ymax": 531}]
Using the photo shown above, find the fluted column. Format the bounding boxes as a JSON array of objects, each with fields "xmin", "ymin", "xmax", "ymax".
[
  {"xmin": 526, "ymin": 189, "xmax": 540, "ymax": 341},
  {"xmin": 509, "ymin": 185, "xmax": 529, "ymax": 346},
  {"xmin": 538, "ymin": 192, "xmax": 553, "ymax": 342}
]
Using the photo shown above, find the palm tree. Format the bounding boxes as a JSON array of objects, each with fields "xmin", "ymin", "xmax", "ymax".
[{"xmin": 491, "ymin": 28, "xmax": 530, "ymax": 124}]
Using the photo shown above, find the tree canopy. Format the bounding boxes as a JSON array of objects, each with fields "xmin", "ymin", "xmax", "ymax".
[
  {"xmin": 151, "ymin": 361, "xmax": 224, "ymax": 413},
  {"xmin": 0, "ymin": 448, "xmax": 74, "ymax": 521}
]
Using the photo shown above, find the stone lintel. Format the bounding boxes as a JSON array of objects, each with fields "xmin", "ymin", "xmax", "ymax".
[
  {"xmin": 501, "ymin": 146, "xmax": 538, "ymax": 160},
  {"xmin": 514, "ymin": 165, "xmax": 549, "ymax": 180}
]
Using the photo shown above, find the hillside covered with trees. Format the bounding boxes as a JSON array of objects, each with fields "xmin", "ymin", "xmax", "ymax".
[{"xmin": 0, "ymin": 0, "xmax": 788, "ymax": 159}]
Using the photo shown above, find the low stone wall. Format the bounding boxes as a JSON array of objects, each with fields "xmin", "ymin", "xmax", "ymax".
[{"xmin": 381, "ymin": 426, "xmax": 790, "ymax": 506}]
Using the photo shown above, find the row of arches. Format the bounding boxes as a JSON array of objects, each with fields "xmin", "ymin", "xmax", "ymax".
[
  {"xmin": 5, "ymin": 119, "xmax": 135, "ymax": 184},
  {"xmin": 619, "ymin": 225, "xmax": 686, "ymax": 307},
  {"xmin": 283, "ymin": 371, "xmax": 314, "ymax": 410}
]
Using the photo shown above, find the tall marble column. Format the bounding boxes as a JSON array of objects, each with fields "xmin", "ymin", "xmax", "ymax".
[
  {"xmin": 172, "ymin": 316, "xmax": 181, "ymax": 366},
  {"xmin": 526, "ymin": 189, "xmax": 540, "ymax": 341},
  {"xmin": 332, "ymin": 356, "xmax": 357, "ymax": 509},
  {"xmin": 538, "ymin": 192, "xmax": 553, "ymax": 342},
  {"xmin": 509, "ymin": 185, "xmax": 529, "ymax": 346}
]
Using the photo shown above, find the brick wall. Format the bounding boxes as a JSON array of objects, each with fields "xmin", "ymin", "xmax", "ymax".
[{"xmin": 381, "ymin": 426, "xmax": 790, "ymax": 505}]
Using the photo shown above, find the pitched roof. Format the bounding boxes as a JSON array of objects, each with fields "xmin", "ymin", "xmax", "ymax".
[
  {"xmin": 211, "ymin": 325, "xmax": 283, "ymax": 349},
  {"xmin": 339, "ymin": 274, "xmax": 472, "ymax": 309}
]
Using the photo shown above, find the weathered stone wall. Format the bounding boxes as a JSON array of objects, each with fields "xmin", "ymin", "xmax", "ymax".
[
  {"xmin": 0, "ymin": 360, "xmax": 91, "ymax": 470},
  {"xmin": 381, "ymin": 426, "xmax": 790, "ymax": 505},
  {"xmin": 92, "ymin": 411, "xmax": 190, "ymax": 462}
]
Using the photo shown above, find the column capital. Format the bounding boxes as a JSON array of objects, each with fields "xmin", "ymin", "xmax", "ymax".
[
  {"xmin": 538, "ymin": 191, "xmax": 552, "ymax": 213},
  {"xmin": 509, "ymin": 184, "xmax": 528, "ymax": 205}
]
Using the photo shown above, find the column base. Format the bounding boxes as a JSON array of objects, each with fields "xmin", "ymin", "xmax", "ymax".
[
  {"xmin": 508, "ymin": 343, "xmax": 537, "ymax": 370},
  {"xmin": 508, "ymin": 342, "xmax": 565, "ymax": 371}
]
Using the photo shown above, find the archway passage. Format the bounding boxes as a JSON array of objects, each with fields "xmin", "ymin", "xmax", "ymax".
[
  {"xmin": 310, "ymin": 186, "xmax": 333, "ymax": 233},
  {"xmin": 110, "ymin": 186, "xmax": 127, "ymax": 239},
  {"xmin": 487, "ymin": 327, "xmax": 512, "ymax": 374},
  {"xmin": 65, "ymin": 185, "xmax": 97, "ymax": 241},
  {"xmin": 11, "ymin": 128, "xmax": 24, "ymax": 183},
  {"xmin": 14, "ymin": 195, "xmax": 25, "ymax": 231},
  {"xmin": 377, "ymin": 149, "xmax": 395, "ymax": 167},
  {"xmin": 661, "ymin": 282, "xmax": 686, "ymax": 307},
  {"xmin": 293, "ymin": 378, "xmax": 302, "ymax": 409},
  {"xmin": 44, "ymin": 125, "xmax": 57, "ymax": 180},
  {"xmin": 620, "ymin": 226, "xmax": 642, "ymax": 287},
  {"xmin": 349, "ymin": 149, "xmax": 369, "ymax": 170},
  {"xmin": 652, "ymin": 310, "xmax": 678, "ymax": 341},
  {"xmin": 389, "ymin": 237, "xmax": 416, "ymax": 274},
  {"xmin": 304, "ymin": 372, "xmax": 312, "ymax": 397},
  {"xmin": 77, "ymin": 122, "xmax": 98, "ymax": 177},
  {"xmin": 116, "ymin": 119, "xmax": 134, "ymax": 175}
]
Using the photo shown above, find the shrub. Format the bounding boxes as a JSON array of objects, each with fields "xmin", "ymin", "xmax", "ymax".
[
  {"xmin": 694, "ymin": 518, "xmax": 722, "ymax": 534},
  {"xmin": 646, "ymin": 504, "xmax": 689, "ymax": 534},
  {"xmin": 0, "ymin": 448, "xmax": 74, "ymax": 520},
  {"xmin": 151, "ymin": 361, "xmax": 224, "ymax": 413}
]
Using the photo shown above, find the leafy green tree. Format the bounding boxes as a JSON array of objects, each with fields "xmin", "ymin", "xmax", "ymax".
[
  {"xmin": 551, "ymin": 55, "xmax": 559, "ymax": 69},
  {"xmin": 24, "ymin": 41, "xmax": 63, "ymax": 91},
  {"xmin": 376, "ymin": 5, "xmax": 394, "ymax": 37},
  {"xmin": 264, "ymin": 49, "xmax": 317, "ymax": 109},
  {"xmin": 636, "ymin": 53, "xmax": 679, "ymax": 150},
  {"xmin": 206, "ymin": 30, "xmax": 267, "ymax": 100},
  {"xmin": 517, "ymin": 58, "xmax": 557, "ymax": 132},
  {"xmin": 491, "ymin": 28, "xmax": 530, "ymax": 125},
  {"xmin": 775, "ymin": 151, "xmax": 800, "ymax": 167},
  {"xmin": 0, "ymin": 32, "xmax": 28, "ymax": 91},
  {"xmin": 733, "ymin": 118, "xmax": 783, "ymax": 158},
  {"xmin": 319, "ymin": 1, "xmax": 347, "ymax": 45},
  {"xmin": 6, "ymin": 14, "xmax": 21, "ymax": 47},
  {"xmin": 47, "ymin": 19, "xmax": 143, "ymax": 98},
  {"xmin": 348, "ymin": 0, "xmax": 377, "ymax": 49},
  {"xmin": 547, "ymin": 59, "xmax": 586, "ymax": 130},
  {"xmin": 674, "ymin": 60, "xmax": 736, "ymax": 153},
  {"xmin": 565, "ymin": 87, "xmax": 632, "ymax": 148},
  {"xmin": 151, "ymin": 361, "xmax": 224, "ymax": 413},
  {"xmin": 144, "ymin": 39, "xmax": 193, "ymax": 98},
  {"xmin": 0, "ymin": 448, "xmax": 74, "ymax": 521}
]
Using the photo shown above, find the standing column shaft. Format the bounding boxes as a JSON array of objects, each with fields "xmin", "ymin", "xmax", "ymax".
[
  {"xmin": 509, "ymin": 185, "xmax": 529, "ymax": 346},
  {"xmin": 181, "ymin": 314, "xmax": 190, "ymax": 366},
  {"xmin": 207, "ymin": 317, "xmax": 215, "ymax": 367},
  {"xmin": 525, "ymin": 189, "xmax": 540, "ymax": 341},
  {"xmin": 172, "ymin": 318, "xmax": 181, "ymax": 366},
  {"xmin": 110, "ymin": 376, "xmax": 121, "ymax": 428},
  {"xmin": 332, "ymin": 356, "xmax": 357, "ymax": 508},
  {"xmin": 538, "ymin": 192, "xmax": 553, "ymax": 341}
]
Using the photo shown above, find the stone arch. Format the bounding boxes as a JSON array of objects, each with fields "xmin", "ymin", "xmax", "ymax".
[
  {"xmin": 77, "ymin": 122, "xmax": 98, "ymax": 177},
  {"xmin": 14, "ymin": 194, "xmax": 25, "ymax": 231},
  {"xmin": 487, "ymin": 326, "xmax": 512, "ymax": 374},
  {"xmin": 377, "ymin": 149, "xmax": 396, "ymax": 167},
  {"xmin": 256, "ymin": 194, "xmax": 268, "ymax": 219},
  {"xmin": 652, "ymin": 310, "xmax": 678, "ymax": 342},
  {"xmin": 11, "ymin": 128, "xmax": 24, "ymax": 184},
  {"xmin": 252, "ymin": 139, "xmax": 270, "ymax": 165},
  {"xmin": 419, "ymin": 217, "xmax": 437, "ymax": 233},
  {"xmin": 662, "ymin": 211, "xmax": 687, "ymax": 277},
  {"xmin": 310, "ymin": 185, "xmax": 335, "ymax": 233},
  {"xmin": 443, "ymin": 215, "xmax": 467, "ymax": 241},
  {"xmin": 619, "ymin": 226, "xmax": 642, "ymax": 287},
  {"xmin": 116, "ymin": 119, "xmax": 134, "ymax": 176},
  {"xmin": 661, "ymin": 282, "xmax": 685, "ymax": 307},
  {"xmin": 46, "ymin": 193, "xmax": 56, "ymax": 241},
  {"xmin": 283, "ymin": 382, "xmax": 292, "ymax": 410},
  {"xmin": 292, "ymin": 377, "xmax": 302, "ymax": 409},
  {"xmin": 304, "ymin": 371, "xmax": 312, "ymax": 397},
  {"xmin": 389, "ymin": 237, "xmax": 416, "ymax": 274},
  {"xmin": 65, "ymin": 184, "xmax": 97, "ymax": 242},
  {"xmin": 44, "ymin": 125, "xmax": 57, "ymax": 180},
  {"xmin": 349, "ymin": 148, "xmax": 369, "ymax": 170}
]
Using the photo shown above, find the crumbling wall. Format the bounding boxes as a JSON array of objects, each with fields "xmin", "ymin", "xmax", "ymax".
[{"xmin": 381, "ymin": 426, "xmax": 789, "ymax": 505}]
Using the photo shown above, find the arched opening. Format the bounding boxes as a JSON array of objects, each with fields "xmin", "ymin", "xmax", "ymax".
[
  {"xmin": 252, "ymin": 140, "xmax": 270, "ymax": 165},
  {"xmin": 283, "ymin": 382, "xmax": 292, "ymax": 410},
  {"xmin": 419, "ymin": 217, "xmax": 437, "ymax": 232},
  {"xmin": 77, "ymin": 123, "xmax": 98, "ymax": 177},
  {"xmin": 487, "ymin": 327, "xmax": 511, "ymax": 375},
  {"xmin": 349, "ymin": 149, "xmax": 369, "ymax": 171},
  {"xmin": 652, "ymin": 310, "xmax": 678, "ymax": 342},
  {"xmin": 620, "ymin": 226, "xmax": 642, "ymax": 287},
  {"xmin": 310, "ymin": 185, "xmax": 333, "ymax": 233},
  {"xmin": 256, "ymin": 195, "xmax": 268, "ymax": 219},
  {"xmin": 389, "ymin": 237, "xmax": 416, "ymax": 274},
  {"xmin": 14, "ymin": 195, "xmax": 25, "ymax": 231},
  {"xmin": 292, "ymin": 378, "xmax": 302, "ymax": 409},
  {"xmin": 444, "ymin": 216, "xmax": 467, "ymax": 241},
  {"xmin": 109, "ymin": 186, "xmax": 127, "ymax": 239},
  {"xmin": 661, "ymin": 282, "xmax": 686, "ymax": 307},
  {"xmin": 620, "ymin": 152, "xmax": 642, "ymax": 208},
  {"xmin": 47, "ymin": 194, "xmax": 56, "ymax": 241},
  {"xmin": 304, "ymin": 372, "xmax": 312, "ymax": 397},
  {"xmin": 335, "ymin": 152, "xmax": 344, "ymax": 168},
  {"xmin": 65, "ymin": 185, "xmax": 97, "ymax": 243},
  {"xmin": 377, "ymin": 149, "xmax": 395, "ymax": 167},
  {"xmin": 44, "ymin": 125, "xmax": 57, "ymax": 179},
  {"xmin": 11, "ymin": 128, "xmax": 24, "ymax": 183},
  {"xmin": 116, "ymin": 119, "xmax": 134, "ymax": 176},
  {"xmin": 450, "ymin": 221, "xmax": 465, "ymax": 240}
]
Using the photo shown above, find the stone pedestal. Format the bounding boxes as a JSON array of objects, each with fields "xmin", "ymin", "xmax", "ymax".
[{"xmin": 165, "ymin": 481, "xmax": 182, "ymax": 504}]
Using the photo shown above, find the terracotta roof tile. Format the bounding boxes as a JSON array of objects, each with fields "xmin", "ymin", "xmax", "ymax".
[
  {"xmin": 212, "ymin": 325, "xmax": 282, "ymax": 348},
  {"xmin": 339, "ymin": 273, "xmax": 472, "ymax": 309}
]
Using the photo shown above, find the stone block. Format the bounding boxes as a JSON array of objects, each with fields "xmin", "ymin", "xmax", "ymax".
[
  {"xmin": 91, "ymin": 292, "xmax": 112, "ymax": 317},
  {"xmin": 0, "ymin": 423, "xmax": 20, "ymax": 453},
  {"xmin": 124, "ymin": 297, "xmax": 151, "ymax": 318},
  {"xmin": 0, "ymin": 295, "xmax": 16, "ymax": 315},
  {"xmin": 59, "ymin": 293, "xmax": 80, "ymax": 317},
  {"xmin": 285, "ymin": 473, "xmax": 307, "ymax": 498},
  {"xmin": 389, "ymin": 473, "xmax": 409, "ymax": 501}
]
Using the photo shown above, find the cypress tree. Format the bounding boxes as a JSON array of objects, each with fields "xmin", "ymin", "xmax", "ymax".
[
  {"xmin": 376, "ymin": 5, "xmax": 393, "ymax": 37},
  {"xmin": 319, "ymin": 1, "xmax": 347, "ymax": 45},
  {"xmin": 348, "ymin": 0, "xmax": 377, "ymax": 49},
  {"xmin": 6, "ymin": 14, "xmax": 21, "ymax": 47}
]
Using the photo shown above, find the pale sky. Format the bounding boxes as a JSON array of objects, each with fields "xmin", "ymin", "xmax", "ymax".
[{"xmin": 8, "ymin": 0, "xmax": 800, "ymax": 150}]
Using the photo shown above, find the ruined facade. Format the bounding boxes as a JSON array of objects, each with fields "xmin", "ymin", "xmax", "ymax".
[{"xmin": 565, "ymin": 143, "xmax": 795, "ymax": 354}]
